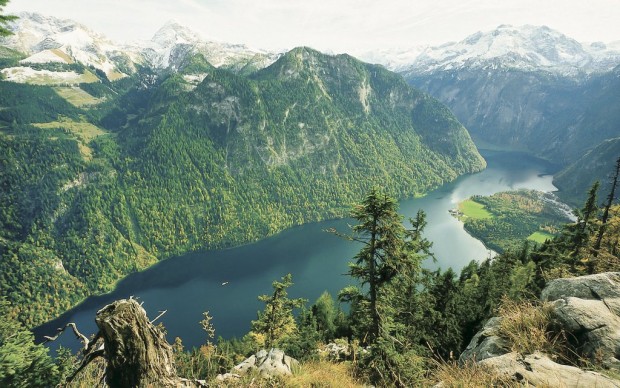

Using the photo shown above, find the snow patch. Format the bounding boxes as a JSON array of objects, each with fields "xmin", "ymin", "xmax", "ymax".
[
  {"xmin": 20, "ymin": 49, "xmax": 69, "ymax": 64},
  {"xmin": 1, "ymin": 66, "xmax": 84, "ymax": 84}
]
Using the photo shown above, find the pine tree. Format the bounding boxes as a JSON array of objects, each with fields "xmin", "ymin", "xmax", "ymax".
[
  {"xmin": 335, "ymin": 187, "xmax": 405, "ymax": 343},
  {"xmin": 250, "ymin": 274, "xmax": 306, "ymax": 349},
  {"xmin": 594, "ymin": 157, "xmax": 620, "ymax": 254},
  {"xmin": 311, "ymin": 291, "xmax": 337, "ymax": 341},
  {"xmin": 0, "ymin": 0, "xmax": 17, "ymax": 37},
  {"xmin": 335, "ymin": 189, "xmax": 435, "ymax": 387},
  {"xmin": 0, "ymin": 299, "xmax": 59, "ymax": 387},
  {"xmin": 572, "ymin": 181, "xmax": 600, "ymax": 256}
]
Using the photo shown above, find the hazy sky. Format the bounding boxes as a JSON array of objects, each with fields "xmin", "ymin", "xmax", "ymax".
[{"xmin": 5, "ymin": 0, "xmax": 620, "ymax": 54}]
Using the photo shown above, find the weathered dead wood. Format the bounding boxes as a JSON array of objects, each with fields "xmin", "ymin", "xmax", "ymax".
[
  {"xmin": 95, "ymin": 299, "xmax": 178, "ymax": 387},
  {"xmin": 45, "ymin": 299, "xmax": 208, "ymax": 387},
  {"xmin": 43, "ymin": 322, "xmax": 90, "ymax": 351}
]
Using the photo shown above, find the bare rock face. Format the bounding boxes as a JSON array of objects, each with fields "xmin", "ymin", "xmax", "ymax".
[
  {"xmin": 541, "ymin": 272, "xmax": 620, "ymax": 303},
  {"xmin": 541, "ymin": 272, "xmax": 620, "ymax": 369},
  {"xmin": 95, "ymin": 299, "xmax": 178, "ymax": 388},
  {"xmin": 459, "ymin": 317, "xmax": 510, "ymax": 363},
  {"xmin": 481, "ymin": 351, "xmax": 620, "ymax": 388},
  {"xmin": 231, "ymin": 348, "xmax": 298, "ymax": 378}
]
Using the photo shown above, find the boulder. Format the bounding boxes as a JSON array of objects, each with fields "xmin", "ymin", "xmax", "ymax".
[
  {"xmin": 319, "ymin": 341, "xmax": 351, "ymax": 361},
  {"xmin": 231, "ymin": 348, "xmax": 298, "ymax": 378},
  {"xmin": 541, "ymin": 272, "xmax": 620, "ymax": 307},
  {"xmin": 481, "ymin": 351, "xmax": 620, "ymax": 388},
  {"xmin": 459, "ymin": 317, "xmax": 510, "ymax": 363},
  {"xmin": 541, "ymin": 272, "xmax": 620, "ymax": 369}
]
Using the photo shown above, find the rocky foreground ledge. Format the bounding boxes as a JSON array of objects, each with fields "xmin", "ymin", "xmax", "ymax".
[{"xmin": 460, "ymin": 272, "xmax": 620, "ymax": 387}]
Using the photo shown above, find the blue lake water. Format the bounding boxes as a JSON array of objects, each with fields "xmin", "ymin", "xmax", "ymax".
[{"xmin": 35, "ymin": 150, "xmax": 559, "ymax": 351}]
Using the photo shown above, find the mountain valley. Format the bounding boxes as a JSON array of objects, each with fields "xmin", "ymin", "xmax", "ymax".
[{"xmin": 1, "ymin": 10, "xmax": 620, "ymax": 387}]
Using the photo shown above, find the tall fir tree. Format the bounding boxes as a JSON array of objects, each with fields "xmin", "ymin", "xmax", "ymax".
[
  {"xmin": 335, "ymin": 187, "xmax": 406, "ymax": 343},
  {"xmin": 594, "ymin": 157, "xmax": 620, "ymax": 254},
  {"xmin": 0, "ymin": 0, "xmax": 16, "ymax": 37}
]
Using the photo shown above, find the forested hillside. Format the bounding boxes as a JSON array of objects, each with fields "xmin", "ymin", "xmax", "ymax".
[
  {"xmin": 554, "ymin": 138, "xmax": 620, "ymax": 205},
  {"xmin": 0, "ymin": 47, "xmax": 485, "ymax": 326}
]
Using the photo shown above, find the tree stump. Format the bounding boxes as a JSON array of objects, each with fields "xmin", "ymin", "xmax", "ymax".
[{"xmin": 95, "ymin": 299, "xmax": 178, "ymax": 387}]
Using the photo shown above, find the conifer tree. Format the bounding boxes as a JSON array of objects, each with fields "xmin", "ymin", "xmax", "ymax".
[
  {"xmin": 250, "ymin": 274, "xmax": 306, "ymax": 349},
  {"xmin": 594, "ymin": 157, "xmax": 620, "ymax": 253},
  {"xmin": 0, "ymin": 0, "xmax": 16, "ymax": 37},
  {"xmin": 0, "ymin": 299, "xmax": 59, "ymax": 387},
  {"xmin": 335, "ymin": 187, "xmax": 405, "ymax": 342},
  {"xmin": 335, "ymin": 188, "xmax": 436, "ymax": 386},
  {"xmin": 572, "ymin": 181, "xmax": 600, "ymax": 256}
]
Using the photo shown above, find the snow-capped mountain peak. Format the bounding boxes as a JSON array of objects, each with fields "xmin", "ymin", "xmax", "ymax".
[
  {"xmin": 151, "ymin": 20, "xmax": 204, "ymax": 48},
  {"xmin": 399, "ymin": 25, "xmax": 620, "ymax": 77},
  {"xmin": 2, "ymin": 12, "xmax": 137, "ymax": 78}
]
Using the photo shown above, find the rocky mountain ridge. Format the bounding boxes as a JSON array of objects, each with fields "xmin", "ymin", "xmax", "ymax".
[
  {"xmin": 381, "ymin": 24, "xmax": 620, "ymax": 77},
  {"xmin": 0, "ymin": 12, "xmax": 280, "ymax": 78}
]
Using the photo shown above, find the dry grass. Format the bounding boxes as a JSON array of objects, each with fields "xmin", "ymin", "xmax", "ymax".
[
  {"xmin": 54, "ymin": 86, "xmax": 104, "ymax": 107},
  {"xmin": 495, "ymin": 297, "xmax": 574, "ymax": 367},
  {"xmin": 496, "ymin": 298, "xmax": 553, "ymax": 355},
  {"xmin": 210, "ymin": 360, "xmax": 364, "ymax": 388},
  {"xmin": 285, "ymin": 360, "xmax": 363, "ymax": 387},
  {"xmin": 429, "ymin": 359, "xmax": 519, "ymax": 387}
]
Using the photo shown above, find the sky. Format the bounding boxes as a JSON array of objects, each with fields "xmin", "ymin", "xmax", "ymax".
[{"xmin": 5, "ymin": 0, "xmax": 620, "ymax": 54}]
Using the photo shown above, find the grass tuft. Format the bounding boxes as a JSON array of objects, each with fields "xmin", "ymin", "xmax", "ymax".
[
  {"xmin": 495, "ymin": 297, "xmax": 572, "ymax": 364},
  {"xmin": 429, "ymin": 359, "xmax": 518, "ymax": 387}
]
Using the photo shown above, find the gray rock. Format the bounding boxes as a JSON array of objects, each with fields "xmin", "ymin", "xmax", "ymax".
[
  {"xmin": 542, "ymin": 272, "xmax": 620, "ymax": 369},
  {"xmin": 480, "ymin": 351, "xmax": 620, "ymax": 387},
  {"xmin": 215, "ymin": 373, "xmax": 240, "ymax": 382},
  {"xmin": 541, "ymin": 272, "xmax": 620, "ymax": 307},
  {"xmin": 459, "ymin": 317, "xmax": 511, "ymax": 363},
  {"xmin": 232, "ymin": 348, "xmax": 298, "ymax": 378},
  {"xmin": 319, "ymin": 341, "xmax": 351, "ymax": 361}
]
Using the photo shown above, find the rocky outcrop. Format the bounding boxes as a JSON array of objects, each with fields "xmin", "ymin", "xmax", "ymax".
[
  {"xmin": 230, "ymin": 348, "xmax": 298, "ymax": 378},
  {"xmin": 542, "ymin": 272, "xmax": 620, "ymax": 369},
  {"xmin": 318, "ymin": 341, "xmax": 352, "ymax": 361},
  {"xmin": 459, "ymin": 317, "xmax": 510, "ymax": 363},
  {"xmin": 459, "ymin": 273, "xmax": 620, "ymax": 386},
  {"xmin": 480, "ymin": 351, "xmax": 620, "ymax": 388}
]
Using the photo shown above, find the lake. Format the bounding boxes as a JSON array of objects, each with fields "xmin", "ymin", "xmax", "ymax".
[{"xmin": 35, "ymin": 150, "xmax": 559, "ymax": 350}]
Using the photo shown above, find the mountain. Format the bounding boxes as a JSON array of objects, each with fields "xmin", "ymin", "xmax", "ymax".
[
  {"xmin": 400, "ymin": 25, "xmax": 620, "ymax": 200},
  {"xmin": 0, "ymin": 12, "xmax": 139, "ymax": 79},
  {"xmin": 141, "ymin": 20, "xmax": 280, "ymax": 72},
  {"xmin": 0, "ymin": 12, "xmax": 280, "ymax": 79},
  {"xmin": 399, "ymin": 25, "xmax": 620, "ymax": 77},
  {"xmin": 0, "ymin": 35, "xmax": 485, "ymax": 326}
]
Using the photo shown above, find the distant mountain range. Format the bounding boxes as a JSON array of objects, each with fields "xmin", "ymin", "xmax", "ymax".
[
  {"xmin": 395, "ymin": 25, "xmax": 620, "ymax": 77},
  {"xmin": 1, "ymin": 12, "xmax": 280, "ymax": 79},
  {"xmin": 4, "ymin": 13, "xmax": 620, "ymax": 78},
  {"xmin": 2, "ymin": 11, "xmax": 619, "ymax": 199}
]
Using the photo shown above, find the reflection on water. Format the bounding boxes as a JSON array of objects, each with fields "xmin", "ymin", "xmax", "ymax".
[{"xmin": 35, "ymin": 150, "xmax": 561, "ymax": 351}]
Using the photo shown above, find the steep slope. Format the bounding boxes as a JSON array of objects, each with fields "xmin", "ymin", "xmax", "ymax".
[
  {"xmin": 0, "ymin": 47, "xmax": 484, "ymax": 326},
  {"xmin": 554, "ymin": 138, "xmax": 620, "ymax": 205}
]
